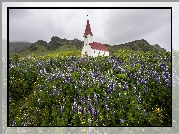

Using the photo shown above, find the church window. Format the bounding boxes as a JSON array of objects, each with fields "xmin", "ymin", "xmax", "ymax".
[
  {"xmin": 85, "ymin": 36, "xmax": 87, "ymax": 38},
  {"xmin": 94, "ymin": 51, "xmax": 95, "ymax": 53}
]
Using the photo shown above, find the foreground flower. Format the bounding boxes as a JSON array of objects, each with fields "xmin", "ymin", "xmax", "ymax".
[{"xmin": 120, "ymin": 119, "xmax": 125, "ymax": 123}]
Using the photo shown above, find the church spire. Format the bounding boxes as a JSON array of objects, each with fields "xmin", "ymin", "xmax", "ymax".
[{"xmin": 84, "ymin": 20, "xmax": 93, "ymax": 36}]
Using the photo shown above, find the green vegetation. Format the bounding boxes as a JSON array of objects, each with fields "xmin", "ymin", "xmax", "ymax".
[
  {"xmin": 9, "ymin": 37, "xmax": 167, "ymax": 58},
  {"xmin": 9, "ymin": 50, "xmax": 171, "ymax": 126}
]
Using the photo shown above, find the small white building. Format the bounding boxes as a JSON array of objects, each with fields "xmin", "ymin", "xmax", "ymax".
[{"xmin": 81, "ymin": 20, "xmax": 109, "ymax": 57}]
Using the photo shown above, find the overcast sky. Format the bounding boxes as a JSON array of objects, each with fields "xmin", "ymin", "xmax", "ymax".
[{"xmin": 2, "ymin": 2, "xmax": 178, "ymax": 52}]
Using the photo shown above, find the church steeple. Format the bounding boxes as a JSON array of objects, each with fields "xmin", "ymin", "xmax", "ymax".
[{"xmin": 84, "ymin": 20, "xmax": 93, "ymax": 36}]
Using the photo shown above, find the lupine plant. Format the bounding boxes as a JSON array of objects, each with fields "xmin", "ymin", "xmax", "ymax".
[{"xmin": 9, "ymin": 49, "xmax": 171, "ymax": 126}]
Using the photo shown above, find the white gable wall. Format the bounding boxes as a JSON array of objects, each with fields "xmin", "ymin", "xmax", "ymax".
[
  {"xmin": 104, "ymin": 51, "xmax": 109, "ymax": 56},
  {"xmin": 91, "ymin": 49, "xmax": 109, "ymax": 57},
  {"xmin": 81, "ymin": 45, "xmax": 92, "ymax": 56}
]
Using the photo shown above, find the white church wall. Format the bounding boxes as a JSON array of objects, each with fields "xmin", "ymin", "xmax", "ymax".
[
  {"xmin": 84, "ymin": 34, "xmax": 93, "ymax": 45},
  {"xmin": 92, "ymin": 49, "xmax": 99, "ymax": 57},
  {"xmin": 87, "ymin": 34, "xmax": 93, "ymax": 44},
  {"xmin": 82, "ymin": 34, "xmax": 93, "ymax": 57},
  {"xmin": 104, "ymin": 51, "xmax": 109, "ymax": 56},
  {"xmin": 92, "ymin": 49, "xmax": 109, "ymax": 57},
  {"xmin": 81, "ymin": 44, "xmax": 92, "ymax": 57}
]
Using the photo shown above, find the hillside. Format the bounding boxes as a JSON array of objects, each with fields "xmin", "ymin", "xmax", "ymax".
[
  {"xmin": 9, "ymin": 41, "xmax": 32, "ymax": 55},
  {"xmin": 9, "ymin": 36, "xmax": 167, "ymax": 58},
  {"xmin": 104, "ymin": 39, "xmax": 167, "ymax": 56}
]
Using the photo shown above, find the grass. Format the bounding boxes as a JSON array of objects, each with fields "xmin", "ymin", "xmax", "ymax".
[{"xmin": 10, "ymin": 44, "xmax": 78, "ymax": 58}]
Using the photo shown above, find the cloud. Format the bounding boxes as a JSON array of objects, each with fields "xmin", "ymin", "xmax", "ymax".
[{"xmin": 2, "ymin": 2, "xmax": 175, "ymax": 51}]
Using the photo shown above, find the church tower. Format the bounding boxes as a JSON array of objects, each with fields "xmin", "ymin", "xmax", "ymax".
[
  {"xmin": 84, "ymin": 20, "xmax": 93, "ymax": 44},
  {"xmin": 82, "ymin": 20, "xmax": 93, "ymax": 56}
]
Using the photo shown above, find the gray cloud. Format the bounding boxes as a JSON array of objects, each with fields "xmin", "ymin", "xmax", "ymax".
[
  {"xmin": 103, "ymin": 9, "xmax": 171, "ymax": 47},
  {"xmin": 2, "ymin": 3, "xmax": 174, "ymax": 52}
]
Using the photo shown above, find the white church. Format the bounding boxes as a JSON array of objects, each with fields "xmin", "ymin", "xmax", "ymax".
[{"xmin": 81, "ymin": 20, "xmax": 109, "ymax": 57}]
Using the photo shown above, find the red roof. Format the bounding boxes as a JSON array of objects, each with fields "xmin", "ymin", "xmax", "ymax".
[
  {"xmin": 89, "ymin": 42, "xmax": 109, "ymax": 52},
  {"xmin": 84, "ymin": 20, "xmax": 93, "ymax": 36}
]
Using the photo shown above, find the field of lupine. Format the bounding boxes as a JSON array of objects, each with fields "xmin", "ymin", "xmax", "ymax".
[{"xmin": 9, "ymin": 50, "xmax": 171, "ymax": 126}]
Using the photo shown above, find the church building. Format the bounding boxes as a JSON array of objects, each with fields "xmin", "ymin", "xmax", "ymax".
[{"xmin": 81, "ymin": 20, "xmax": 109, "ymax": 57}]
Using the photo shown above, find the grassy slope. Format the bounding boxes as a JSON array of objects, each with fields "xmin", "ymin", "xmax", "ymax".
[
  {"xmin": 10, "ymin": 39, "xmax": 167, "ymax": 59},
  {"xmin": 13, "ymin": 44, "xmax": 78, "ymax": 58}
]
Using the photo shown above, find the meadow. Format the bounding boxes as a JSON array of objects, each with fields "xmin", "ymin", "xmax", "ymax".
[{"xmin": 9, "ymin": 49, "xmax": 171, "ymax": 126}]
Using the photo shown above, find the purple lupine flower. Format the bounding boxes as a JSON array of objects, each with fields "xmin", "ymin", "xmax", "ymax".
[
  {"xmin": 23, "ymin": 114, "xmax": 28, "ymax": 120},
  {"xmin": 160, "ymin": 63, "xmax": 165, "ymax": 67},
  {"xmin": 22, "ymin": 122, "xmax": 27, "ymax": 126},
  {"xmin": 106, "ymin": 87, "xmax": 112, "ymax": 94},
  {"xmin": 113, "ymin": 111, "xmax": 115, "ymax": 118},
  {"xmin": 84, "ymin": 108, "xmax": 86, "ymax": 115},
  {"xmin": 83, "ymin": 96, "xmax": 86, "ymax": 105},
  {"xmin": 88, "ymin": 109, "xmax": 91, "ymax": 115},
  {"xmin": 144, "ymin": 86, "xmax": 148, "ymax": 93},
  {"xmin": 120, "ymin": 119, "xmax": 125, "ymax": 123},
  {"xmin": 162, "ymin": 99, "xmax": 166, "ymax": 106},
  {"xmin": 12, "ymin": 120, "xmax": 17, "ymax": 126},
  {"xmin": 87, "ymin": 100, "xmax": 91, "ymax": 107},
  {"xmin": 119, "ymin": 93, "xmax": 122, "ymax": 98},
  {"xmin": 88, "ymin": 95, "xmax": 91, "ymax": 101},
  {"xmin": 94, "ymin": 99, "xmax": 99, "ymax": 106},
  {"xmin": 166, "ymin": 80, "xmax": 171, "ymax": 88},
  {"xmin": 80, "ymin": 98, "xmax": 84, "ymax": 106},
  {"xmin": 94, "ymin": 92, "xmax": 97, "ymax": 99},
  {"xmin": 137, "ymin": 96, "xmax": 141, "ymax": 103},
  {"xmin": 78, "ymin": 106, "xmax": 82, "ymax": 112},
  {"xmin": 91, "ymin": 107, "xmax": 95, "ymax": 117},
  {"xmin": 58, "ymin": 89, "xmax": 61, "ymax": 96},
  {"xmin": 104, "ymin": 102, "xmax": 109, "ymax": 110},
  {"xmin": 105, "ymin": 95, "xmax": 109, "ymax": 100},
  {"xmin": 72, "ymin": 103, "xmax": 77, "ymax": 112},
  {"xmin": 133, "ymin": 86, "xmax": 137, "ymax": 93},
  {"xmin": 124, "ymin": 84, "xmax": 128, "ymax": 90},
  {"xmin": 60, "ymin": 105, "xmax": 64, "ymax": 115},
  {"xmin": 165, "ymin": 78, "xmax": 169, "ymax": 83},
  {"xmin": 96, "ymin": 119, "xmax": 99, "ymax": 126},
  {"xmin": 143, "ymin": 109, "xmax": 147, "ymax": 116},
  {"xmin": 136, "ymin": 106, "xmax": 140, "ymax": 111},
  {"xmin": 141, "ymin": 79, "xmax": 145, "ymax": 84},
  {"xmin": 35, "ymin": 107, "xmax": 38, "ymax": 114},
  {"xmin": 39, "ymin": 69, "xmax": 43, "ymax": 74},
  {"xmin": 165, "ymin": 72, "xmax": 170, "ymax": 79},
  {"xmin": 88, "ymin": 118, "xmax": 92, "ymax": 126},
  {"xmin": 94, "ymin": 93, "xmax": 98, "ymax": 104}
]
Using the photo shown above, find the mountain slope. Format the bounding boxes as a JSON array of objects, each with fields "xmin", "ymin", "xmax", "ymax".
[
  {"xmin": 104, "ymin": 39, "xmax": 167, "ymax": 56},
  {"xmin": 9, "ymin": 36, "xmax": 167, "ymax": 58},
  {"xmin": 9, "ymin": 41, "xmax": 32, "ymax": 55}
]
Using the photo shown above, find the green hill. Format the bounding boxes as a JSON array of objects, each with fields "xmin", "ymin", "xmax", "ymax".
[
  {"xmin": 9, "ymin": 36, "xmax": 167, "ymax": 58},
  {"xmin": 104, "ymin": 39, "xmax": 167, "ymax": 56},
  {"xmin": 9, "ymin": 41, "xmax": 32, "ymax": 55}
]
